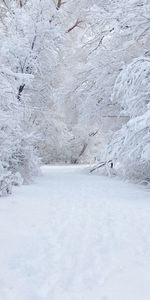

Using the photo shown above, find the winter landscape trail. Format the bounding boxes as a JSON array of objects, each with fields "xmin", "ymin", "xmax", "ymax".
[{"xmin": 0, "ymin": 165, "xmax": 150, "ymax": 300}]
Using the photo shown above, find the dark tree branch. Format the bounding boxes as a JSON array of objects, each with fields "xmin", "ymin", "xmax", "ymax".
[
  {"xmin": 88, "ymin": 36, "xmax": 104, "ymax": 55},
  {"xmin": 89, "ymin": 130, "xmax": 99, "ymax": 137},
  {"xmin": 2, "ymin": 0, "xmax": 9, "ymax": 9},
  {"xmin": 31, "ymin": 35, "xmax": 37, "ymax": 50},
  {"xmin": 19, "ymin": 0, "xmax": 23, "ymax": 8},
  {"xmin": 73, "ymin": 143, "xmax": 88, "ymax": 164},
  {"xmin": 17, "ymin": 84, "xmax": 25, "ymax": 101},
  {"xmin": 56, "ymin": 0, "xmax": 66, "ymax": 10},
  {"xmin": 67, "ymin": 19, "xmax": 82, "ymax": 33}
]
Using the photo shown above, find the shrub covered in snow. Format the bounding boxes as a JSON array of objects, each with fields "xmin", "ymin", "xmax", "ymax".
[{"xmin": 107, "ymin": 58, "xmax": 150, "ymax": 182}]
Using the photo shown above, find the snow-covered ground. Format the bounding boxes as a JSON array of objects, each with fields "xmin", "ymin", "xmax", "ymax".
[{"xmin": 0, "ymin": 165, "xmax": 150, "ymax": 300}]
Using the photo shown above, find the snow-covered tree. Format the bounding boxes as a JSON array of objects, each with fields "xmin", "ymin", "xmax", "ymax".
[
  {"xmin": 106, "ymin": 57, "xmax": 150, "ymax": 182},
  {"xmin": 56, "ymin": 0, "xmax": 150, "ymax": 169}
]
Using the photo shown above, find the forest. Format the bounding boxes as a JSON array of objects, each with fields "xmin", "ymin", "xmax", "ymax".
[{"xmin": 0, "ymin": 0, "xmax": 150, "ymax": 195}]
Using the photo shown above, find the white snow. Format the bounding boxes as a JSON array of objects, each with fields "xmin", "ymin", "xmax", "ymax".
[{"xmin": 0, "ymin": 165, "xmax": 150, "ymax": 300}]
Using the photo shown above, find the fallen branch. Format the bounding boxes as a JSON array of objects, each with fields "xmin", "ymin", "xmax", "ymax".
[{"xmin": 90, "ymin": 160, "xmax": 113, "ymax": 173}]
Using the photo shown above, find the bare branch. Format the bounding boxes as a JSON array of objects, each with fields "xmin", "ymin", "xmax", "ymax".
[
  {"xmin": 90, "ymin": 160, "xmax": 113, "ymax": 173},
  {"xmin": 88, "ymin": 36, "xmax": 104, "ymax": 55},
  {"xmin": 66, "ymin": 19, "xmax": 82, "ymax": 33},
  {"xmin": 31, "ymin": 35, "xmax": 37, "ymax": 50},
  {"xmin": 2, "ymin": 0, "xmax": 9, "ymax": 9},
  {"xmin": 17, "ymin": 84, "xmax": 25, "ymax": 101},
  {"xmin": 56, "ymin": 0, "xmax": 66, "ymax": 10}
]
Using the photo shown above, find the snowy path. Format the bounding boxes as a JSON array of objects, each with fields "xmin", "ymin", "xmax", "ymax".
[{"xmin": 0, "ymin": 166, "xmax": 150, "ymax": 300}]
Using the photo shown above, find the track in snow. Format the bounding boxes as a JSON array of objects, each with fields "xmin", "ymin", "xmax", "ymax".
[{"xmin": 0, "ymin": 165, "xmax": 150, "ymax": 300}]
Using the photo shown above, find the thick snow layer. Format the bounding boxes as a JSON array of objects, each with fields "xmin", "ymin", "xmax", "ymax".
[{"xmin": 0, "ymin": 165, "xmax": 150, "ymax": 300}]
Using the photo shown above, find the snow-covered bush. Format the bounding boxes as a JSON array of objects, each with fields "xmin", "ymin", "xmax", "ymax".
[
  {"xmin": 0, "ymin": 162, "xmax": 12, "ymax": 197},
  {"xmin": 0, "ymin": 72, "xmax": 40, "ymax": 194},
  {"xmin": 107, "ymin": 58, "xmax": 150, "ymax": 182}
]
